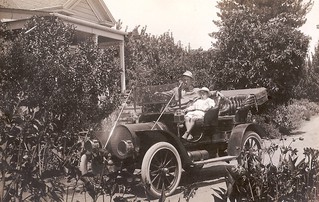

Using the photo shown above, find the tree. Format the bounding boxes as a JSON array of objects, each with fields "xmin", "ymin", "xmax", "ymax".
[
  {"xmin": 0, "ymin": 16, "xmax": 121, "ymax": 201},
  {"xmin": 124, "ymin": 26, "xmax": 215, "ymax": 88},
  {"xmin": 293, "ymin": 41, "xmax": 319, "ymax": 101},
  {"xmin": 1, "ymin": 16, "xmax": 121, "ymax": 132},
  {"xmin": 312, "ymin": 41, "xmax": 319, "ymax": 72},
  {"xmin": 211, "ymin": 0, "xmax": 312, "ymax": 103},
  {"xmin": 124, "ymin": 26, "xmax": 187, "ymax": 86}
]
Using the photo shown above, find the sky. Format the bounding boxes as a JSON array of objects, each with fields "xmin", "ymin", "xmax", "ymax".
[{"xmin": 106, "ymin": 0, "xmax": 319, "ymax": 53}]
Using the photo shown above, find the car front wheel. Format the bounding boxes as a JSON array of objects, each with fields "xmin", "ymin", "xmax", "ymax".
[{"xmin": 141, "ymin": 142, "xmax": 182, "ymax": 198}]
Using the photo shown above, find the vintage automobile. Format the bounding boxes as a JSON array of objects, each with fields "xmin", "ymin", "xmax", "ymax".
[{"xmin": 79, "ymin": 83, "xmax": 268, "ymax": 198}]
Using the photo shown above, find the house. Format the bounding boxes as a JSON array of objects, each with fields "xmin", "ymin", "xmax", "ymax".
[{"xmin": 0, "ymin": 0, "xmax": 127, "ymax": 92}]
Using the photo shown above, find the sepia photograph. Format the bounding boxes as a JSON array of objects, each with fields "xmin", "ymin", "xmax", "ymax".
[{"xmin": 1, "ymin": 0, "xmax": 319, "ymax": 201}]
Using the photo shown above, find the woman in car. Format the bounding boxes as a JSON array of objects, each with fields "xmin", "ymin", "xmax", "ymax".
[{"xmin": 182, "ymin": 87, "xmax": 216, "ymax": 140}]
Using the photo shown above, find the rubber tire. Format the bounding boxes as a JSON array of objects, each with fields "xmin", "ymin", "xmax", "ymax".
[
  {"xmin": 238, "ymin": 131, "xmax": 262, "ymax": 165},
  {"xmin": 141, "ymin": 142, "xmax": 182, "ymax": 198}
]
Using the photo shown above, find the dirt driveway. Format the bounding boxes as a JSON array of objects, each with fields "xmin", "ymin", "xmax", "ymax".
[{"xmin": 70, "ymin": 116, "xmax": 319, "ymax": 202}]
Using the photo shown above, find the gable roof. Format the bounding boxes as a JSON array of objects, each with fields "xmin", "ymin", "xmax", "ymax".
[
  {"xmin": 0, "ymin": 0, "xmax": 68, "ymax": 9},
  {"xmin": 0, "ymin": 0, "xmax": 116, "ymax": 27}
]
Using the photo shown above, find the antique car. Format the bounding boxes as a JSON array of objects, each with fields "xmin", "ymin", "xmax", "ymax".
[{"xmin": 79, "ymin": 83, "xmax": 268, "ymax": 198}]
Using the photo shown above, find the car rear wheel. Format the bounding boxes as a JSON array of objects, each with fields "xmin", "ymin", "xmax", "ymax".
[
  {"xmin": 141, "ymin": 142, "xmax": 182, "ymax": 198},
  {"xmin": 238, "ymin": 131, "xmax": 263, "ymax": 165}
]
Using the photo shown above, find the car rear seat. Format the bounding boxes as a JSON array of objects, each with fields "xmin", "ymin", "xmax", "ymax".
[
  {"xmin": 195, "ymin": 94, "xmax": 257, "ymax": 127},
  {"xmin": 219, "ymin": 94, "xmax": 254, "ymax": 116}
]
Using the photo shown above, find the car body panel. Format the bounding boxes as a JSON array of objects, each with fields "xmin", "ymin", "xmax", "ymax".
[
  {"xmin": 80, "ymin": 84, "xmax": 269, "ymax": 197},
  {"xmin": 227, "ymin": 123, "xmax": 267, "ymax": 156}
]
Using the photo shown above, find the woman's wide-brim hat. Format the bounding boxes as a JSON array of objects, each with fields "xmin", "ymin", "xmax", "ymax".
[
  {"xmin": 199, "ymin": 87, "xmax": 211, "ymax": 94},
  {"xmin": 182, "ymin": 70, "xmax": 193, "ymax": 79}
]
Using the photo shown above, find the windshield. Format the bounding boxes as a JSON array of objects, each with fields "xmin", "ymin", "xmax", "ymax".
[
  {"xmin": 134, "ymin": 83, "xmax": 179, "ymax": 105},
  {"xmin": 133, "ymin": 83, "xmax": 180, "ymax": 113}
]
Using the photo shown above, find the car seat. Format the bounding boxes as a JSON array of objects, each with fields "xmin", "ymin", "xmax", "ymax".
[
  {"xmin": 194, "ymin": 96, "xmax": 222, "ymax": 127},
  {"xmin": 219, "ymin": 95, "xmax": 249, "ymax": 116}
]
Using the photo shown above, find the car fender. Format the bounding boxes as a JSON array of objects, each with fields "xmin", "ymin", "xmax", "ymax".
[
  {"xmin": 97, "ymin": 122, "xmax": 167, "ymax": 159},
  {"xmin": 136, "ymin": 129, "xmax": 193, "ymax": 168},
  {"xmin": 227, "ymin": 123, "xmax": 266, "ymax": 156}
]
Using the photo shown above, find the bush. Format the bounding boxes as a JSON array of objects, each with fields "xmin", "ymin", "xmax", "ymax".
[
  {"xmin": 273, "ymin": 99, "xmax": 319, "ymax": 133},
  {"xmin": 251, "ymin": 99, "xmax": 319, "ymax": 138},
  {"xmin": 0, "ymin": 96, "xmax": 66, "ymax": 201},
  {"xmin": 252, "ymin": 114, "xmax": 281, "ymax": 138},
  {"xmin": 292, "ymin": 99, "xmax": 319, "ymax": 116},
  {"xmin": 124, "ymin": 27, "xmax": 215, "ymax": 88},
  {"xmin": 273, "ymin": 103, "xmax": 306, "ymax": 133},
  {"xmin": 0, "ymin": 16, "xmax": 121, "ymax": 201},
  {"xmin": 213, "ymin": 143, "xmax": 319, "ymax": 201}
]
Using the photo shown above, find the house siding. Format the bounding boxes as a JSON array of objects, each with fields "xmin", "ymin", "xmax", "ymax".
[{"xmin": 71, "ymin": 0, "xmax": 98, "ymax": 23}]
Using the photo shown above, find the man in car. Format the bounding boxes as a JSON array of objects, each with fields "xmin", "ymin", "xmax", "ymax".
[{"xmin": 159, "ymin": 70, "xmax": 200, "ymax": 109}]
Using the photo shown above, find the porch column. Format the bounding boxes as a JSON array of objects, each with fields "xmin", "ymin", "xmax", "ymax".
[
  {"xmin": 93, "ymin": 34, "xmax": 98, "ymax": 45},
  {"xmin": 119, "ymin": 41, "xmax": 126, "ymax": 93}
]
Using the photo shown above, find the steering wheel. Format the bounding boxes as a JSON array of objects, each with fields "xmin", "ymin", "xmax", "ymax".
[{"xmin": 185, "ymin": 132, "xmax": 204, "ymax": 143}]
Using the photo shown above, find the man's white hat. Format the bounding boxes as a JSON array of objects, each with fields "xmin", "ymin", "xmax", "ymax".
[{"xmin": 182, "ymin": 70, "xmax": 193, "ymax": 79}]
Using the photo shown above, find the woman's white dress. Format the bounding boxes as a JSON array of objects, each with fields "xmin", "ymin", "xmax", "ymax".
[{"xmin": 185, "ymin": 98, "xmax": 215, "ymax": 120}]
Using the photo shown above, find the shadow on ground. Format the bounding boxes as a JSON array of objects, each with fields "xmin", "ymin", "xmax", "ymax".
[
  {"xmin": 128, "ymin": 163, "xmax": 232, "ymax": 201},
  {"xmin": 68, "ymin": 163, "xmax": 233, "ymax": 201}
]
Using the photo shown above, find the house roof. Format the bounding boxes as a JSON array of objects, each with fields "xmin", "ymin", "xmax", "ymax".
[
  {"xmin": 0, "ymin": 0, "xmax": 116, "ymax": 27},
  {"xmin": 1, "ymin": 0, "xmax": 68, "ymax": 9}
]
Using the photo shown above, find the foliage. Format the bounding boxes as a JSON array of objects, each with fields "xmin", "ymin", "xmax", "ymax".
[
  {"xmin": 79, "ymin": 148, "xmax": 144, "ymax": 202},
  {"xmin": 124, "ymin": 26, "xmax": 214, "ymax": 88},
  {"xmin": 211, "ymin": 0, "xmax": 312, "ymax": 103},
  {"xmin": 273, "ymin": 99, "xmax": 319, "ymax": 133},
  {"xmin": 181, "ymin": 183, "xmax": 198, "ymax": 202},
  {"xmin": 124, "ymin": 27, "xmax": 184, "ymax": 86},
  {"xmin": 313, "ymin": 42, "xmax": 319, "ymax": 72},
  {"xmin": 1, "ymin": 4, "xmax": 318, "ymax": 201},
  {"xmin": 291, "ymin": 99, "xmax": 319, "ymax": 117},
  {"xmin": 273, "ymin": 103, "xmax": 307, "ymax": 133},
  {"xmin": 0, "ymin": 94, "xmax": 66, "ymax": 201},
  {"xmin": 0, "ymin": 16, "xmax": 121, "ymax": 201},
  {"xmin": 213, "ymin": 141, "xmax": 319, "ymax": 201},
  {"xmin": 180, "ymin": 49, "xmax": 217, "ymax": 89},
  {"xmin": 252, "ymin": 114, "xmax": 281, "ymax": 138},
  {"xmin": 252, "ymin": 99, "xmax": 319, "ymax": 137},
  {"xmin": 293, "ymin": 43, "xmax": 319, "ymax": 102}
]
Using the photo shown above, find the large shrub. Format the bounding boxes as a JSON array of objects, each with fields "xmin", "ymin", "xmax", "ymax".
[
  {"xmin": 211, "ymin": 0, "xmax": 312, "ymax": 103},
  {"xmin": 124, "ymin": 27, "xmax": 184, "ymax": 86},
  {"xmin": 273, "ymin": 103, "xmax": 308, "ymax": 132},
  {"xmin": 124, "ymin": 26, "xmax": 215, "ymax": 88},
  {"xmin": 273, "ymin": 99, "xmax": 319, "ymax": 133},
  {"xmin": 251, "ymin": 99, "xmax": 319, "ymax": 138},
  {"xmin": 0, "ymin": 16, "xmax": 121, "ymax": 201},
  {"xmin": 293, "ymin": 43, "xmax": 319, "ymax": 102}
]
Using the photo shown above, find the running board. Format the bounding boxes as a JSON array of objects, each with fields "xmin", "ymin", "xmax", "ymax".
[{"xmin": 193, "ymin": 155, "xmax": 237, "ymax": 165}]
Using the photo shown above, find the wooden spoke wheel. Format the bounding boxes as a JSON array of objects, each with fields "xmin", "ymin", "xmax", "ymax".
[
  {"xmin": 141, "ymin": 142, "xmax": 182, "ymax": 198},
  {"xmin": 238, "ymin": 131, "xmax": 263, "ymax": 166}
]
